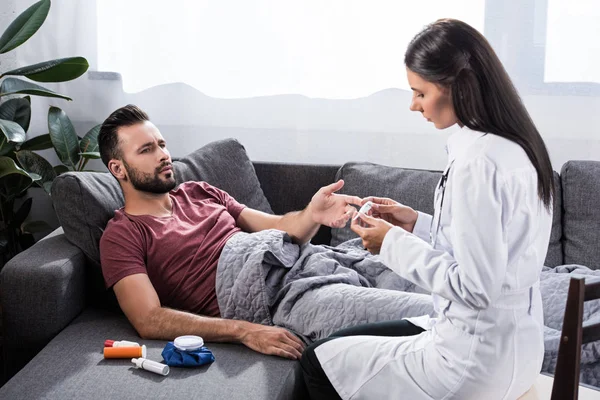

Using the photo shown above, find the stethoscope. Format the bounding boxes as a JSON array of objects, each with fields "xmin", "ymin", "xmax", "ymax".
[
  {"xmin": 429, "ymin": 132, "xmax": 489, "ymax": 247},
  {"xmin": 429, "ymin": 160, "xmax": 454, "ymax": 248}
]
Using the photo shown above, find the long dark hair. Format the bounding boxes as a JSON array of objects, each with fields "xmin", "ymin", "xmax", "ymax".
[{"xmin": 405, "ymin": 19, "xmax": 554, "ymax": 209}]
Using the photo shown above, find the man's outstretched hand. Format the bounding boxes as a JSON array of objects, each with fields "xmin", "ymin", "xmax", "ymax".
[
  {"xmin": 239, "ymin": 323, "xmax": 305, "ymax": 360},
  {"xmin": 310, "ymin": 180, "xmax": 362, "ymax": 228}
]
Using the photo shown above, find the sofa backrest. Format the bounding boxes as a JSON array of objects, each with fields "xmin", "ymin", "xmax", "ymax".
[
  {"xmin": 330, "ymin": 162, "xmax": 439, "ymax": 243},
  {"xmin": 548, "ymin": 173, "xmax": 564, "ymax": 267},
  {"xmin": 561, "ymin": 160, "xmax": 600, "ymax": 269},
  {"xmin": 320, "ymin": 162, "xmax": 563, "ymax": 267},
  {"xmin": 253, "ymin": 162, "xmax": 340, "ymax": 245}
]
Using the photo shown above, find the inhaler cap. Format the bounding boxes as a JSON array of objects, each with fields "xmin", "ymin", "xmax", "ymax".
[{"xmin": 174, "ymin": 335, "xmax": 204, "ymax": 351}]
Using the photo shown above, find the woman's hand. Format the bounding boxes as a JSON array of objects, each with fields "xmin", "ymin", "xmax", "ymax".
[
  {"xmin": 350, "ymin": 212, "xmax": 394, "ymax": 254},
  {"xmin": 361, "ymin": 196, "xmax": 418, "ymax": 233}
]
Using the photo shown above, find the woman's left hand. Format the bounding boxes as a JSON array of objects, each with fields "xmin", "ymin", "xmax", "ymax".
[{"xmin": 351, "ymin": 212, "xmax": 394, "ymax": 254}]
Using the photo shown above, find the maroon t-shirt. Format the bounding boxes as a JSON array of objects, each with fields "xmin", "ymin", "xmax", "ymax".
[{"xmin": 100, "ymin": 181, "xmax": 246, "ymax": 317}]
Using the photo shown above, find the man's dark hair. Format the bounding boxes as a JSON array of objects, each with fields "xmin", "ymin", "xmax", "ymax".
[{"xmin": 98, "ymin": 104, "xmax": 149, "ymax": 167}]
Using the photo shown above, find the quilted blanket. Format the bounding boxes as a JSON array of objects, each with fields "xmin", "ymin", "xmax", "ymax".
[
  {"xmin": 216, "ymin": 230, "xmax": 600, "ymax": 387},
  {"xmin": 216, "ymin": 230, "xmax": 433, "ymax": 342}
]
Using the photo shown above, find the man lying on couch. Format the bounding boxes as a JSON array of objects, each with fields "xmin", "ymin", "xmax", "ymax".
[{"xmin": 99, "ymin": 105, "xmax": 431, "ymax": 361}]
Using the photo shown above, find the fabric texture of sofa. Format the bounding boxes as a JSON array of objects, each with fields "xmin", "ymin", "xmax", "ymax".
[{"xmin": 0, "ymin": 138, "xmax": 598, "ymax": 399}]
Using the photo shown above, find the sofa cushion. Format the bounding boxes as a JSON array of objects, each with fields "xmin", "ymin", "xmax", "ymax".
[
  {"xmin": 561, "ymin": 160, "xmax": 600, "ymax": 269},
  {"xmin": 173, "ymin": 139, "xmax": 273, "ymax": 214},
  {"xmin": 331, "ymin": 162, "xmax": 563, "ymax": 268},
  {"xmin": 52, "ymin": 138, "xmax": 272, "ymax": 270},
  {"xmin": 0, "ymin": 308, "xmax": 304, "ymax": 400},
  {"xmin": 545, "ymin": 172, "xmax": 563, "ymax": 267},
  {"xmin": 331, "ymin": 162, "xmax": 440, "ymax": 246}
]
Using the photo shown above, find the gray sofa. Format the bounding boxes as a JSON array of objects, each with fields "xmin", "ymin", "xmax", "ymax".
[{"xmin": 1, "ymin": 138, "xmax": 599, "ymax": 399}]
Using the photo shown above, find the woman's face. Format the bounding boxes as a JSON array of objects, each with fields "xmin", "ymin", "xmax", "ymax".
[{"xmin": 406, "ymin": 68, "xmax": 458, "ymax": 129}]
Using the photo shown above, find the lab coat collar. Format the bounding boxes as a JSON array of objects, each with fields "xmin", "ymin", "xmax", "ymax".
[{"xmin": 446, "ymin": 125, "xmax": 487, "ymax": 163}]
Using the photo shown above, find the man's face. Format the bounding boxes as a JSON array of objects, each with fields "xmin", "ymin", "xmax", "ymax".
[{"xmin": 113, "ymin": 121, "xmax": 176, "ymax": 194}]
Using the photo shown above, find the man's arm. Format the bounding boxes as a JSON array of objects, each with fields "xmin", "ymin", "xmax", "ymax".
[
  {"xmin": 114, "ymin": 273, "xmax": 304, "ymax": 359},
  {"xmin": 236, "ymin": 180, "xmax": 362, "ymax": 244},
  {"xmin": 236, "ymin": 207, "xmax": 320, "ymax": 244}
]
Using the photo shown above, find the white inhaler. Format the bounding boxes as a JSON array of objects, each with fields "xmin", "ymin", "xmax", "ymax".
[
  {"xmin": 131, "ymin": 358, "xmax": 170, "ymax": 376},
  {"xmin": 354, "ymin": 201, "xmax": 373, "ymax": 219},
  {"xmin": 353, "ymin": 201, "xmax": 374, "ymax": 226}
]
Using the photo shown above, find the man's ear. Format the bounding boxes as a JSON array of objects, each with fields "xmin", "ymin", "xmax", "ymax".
[{"xmin": 108, "ymin": 160, "xmax": 127, "ymax": 181}]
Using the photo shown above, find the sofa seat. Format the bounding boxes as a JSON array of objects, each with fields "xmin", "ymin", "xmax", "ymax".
[{"xmin": 0, "ymin": 308, "xmax": 303, "ymax": 400}]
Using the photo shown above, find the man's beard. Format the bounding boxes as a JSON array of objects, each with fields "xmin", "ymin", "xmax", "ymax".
[{"xmin": 123, "ymin": 160, "xmax": 177, "ymax": 194}]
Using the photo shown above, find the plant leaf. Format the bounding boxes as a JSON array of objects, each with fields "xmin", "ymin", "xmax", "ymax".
[
  {"xmin": 42, "ymin": 180, "xmax": 53, "ymax": 193},
  {"xmin": 19, "ymin": 133, "xmax": 52, "ymax": 151},
  {"xmin": 79, "ymin": 123, "xmax": 101, "ymax": 153},
  {"xmin": 0, "ymin": 97, "xmax": 31, "ymax": 131},
  {"xmin": 0, "ymin": 175, "xmax": 31, "ymax": 202},
  {"xmin": 0, "ymin": 0, "xmax": 51, "ymax": 54},
  {"xmin": 79, "ymin": 151, "xmax": 101, "ymax": 159},
  {"xmin": 0, "ymin": 156, "xmax": 39, "ymax": 180},
  {"xmin": 21, "ymin": 220, "xmax": 52, "ymax": 234},
  {"xmin": 0, "ymin": 156, "xmax": 39, "ymax": 201},
  {"xmin": 0, "ymin": 78, "xmax": 72, "ymax": 100},
  {"xmin": 16, "ymin": 150, "xmax": 56, "ymax": 194},
  {"xmin": 1, "ymin": 57, "xmax": 89, "ymax": 82},
  {"xmin": 0, "ymin": 118, "xmax": 26, "ymax": 144},
  {"xmin": 0, "ymin": 140, "xmax": 16, "ymax": 157},
  {"xmin": 48, "ymin": 106, "xmax": 79, "ymax": 169},
  {"xmin": 53, "ymin": 164, "xmax": 69, "ymax": 175}
]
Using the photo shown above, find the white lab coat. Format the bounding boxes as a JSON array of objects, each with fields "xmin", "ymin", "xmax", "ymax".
[{"xmin": 316, "ymin": 126, "xmax": 553, "ymax": 400}]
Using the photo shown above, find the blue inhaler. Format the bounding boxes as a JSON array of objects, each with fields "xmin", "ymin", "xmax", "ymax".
[{"xmin": 161, "ymin": 335, "xmax": 215, "ymax": 367}]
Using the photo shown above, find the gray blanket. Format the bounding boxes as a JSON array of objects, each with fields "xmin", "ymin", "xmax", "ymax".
[
  {"xmin": 216, "ymin": 230, "xmax": 433, "ymax": 342},
  {"xmin": 216, "ymin": 230, "xmax": 600, "ymax": 387}
]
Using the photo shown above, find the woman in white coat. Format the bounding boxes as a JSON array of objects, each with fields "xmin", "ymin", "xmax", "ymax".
[{"xmin": 299, "ymin": 18, "xmax": 555, "ymax": 400}]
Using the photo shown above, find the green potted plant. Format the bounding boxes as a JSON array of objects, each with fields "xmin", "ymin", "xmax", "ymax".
[{"xmin": 0, "ymin": 0, "xmax": 90, "ymax": 265}]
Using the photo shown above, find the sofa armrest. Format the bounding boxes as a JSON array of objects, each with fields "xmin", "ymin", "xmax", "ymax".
[{"xmin": 0, "ymin": 227, "xmax": 86, "ymax": 380}]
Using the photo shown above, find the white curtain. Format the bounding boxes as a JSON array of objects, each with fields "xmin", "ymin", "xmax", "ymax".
[
  {"xmin": 97, "ymin": 0, "xmax": 485, "ymax": 99},
  {"xmin": 5, "ymin": 0, "xmax": 600, "ymax": 173}
]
